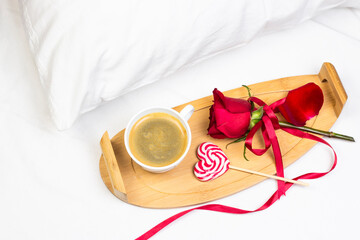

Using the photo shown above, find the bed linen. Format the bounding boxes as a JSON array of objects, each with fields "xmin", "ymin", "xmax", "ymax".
[
  {"xmin": 1, "ymin": 0, "xmax": 360, "ymax": 239},
  {"xmin": 18, "ymin": 0, "xmax": 360, "ymax": 130}
]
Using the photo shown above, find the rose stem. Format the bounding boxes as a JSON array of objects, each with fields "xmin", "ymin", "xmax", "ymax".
[{"xmin": 278, "ymin": 121, "xmax": 355, "ymax": 142}]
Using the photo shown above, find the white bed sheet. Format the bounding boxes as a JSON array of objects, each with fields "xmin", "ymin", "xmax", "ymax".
[{"xmin": 1, "ymin": 1, "xmax": 360, "ymax": 239}]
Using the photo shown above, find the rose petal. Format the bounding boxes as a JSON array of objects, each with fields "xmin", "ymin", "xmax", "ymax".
[
  {"xmin": 213, "ymin": 106, "xmax": 251, "ymax": 138},
  {"xmin": 277, "ymin": 83, "xmax": 324, "ymax": 126},
  {"xmin": 208, "ymin": 106, "xmax": 227, "ymax": 138},
  {"xmin": 213, "ymin": 89, "xmax": 251, "ymax": 113},
  {"xmin": 208, "ymin": 124, "xmax": 228, "ymax": 139},
  {"xmin": 208, "ymin": 107, "xmax": 227, "ymax": 138}
]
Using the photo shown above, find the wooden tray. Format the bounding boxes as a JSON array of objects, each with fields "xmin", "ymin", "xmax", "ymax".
[{"xmin": 99, "ymin": 62, "xmax": 347, "ymax": 208}]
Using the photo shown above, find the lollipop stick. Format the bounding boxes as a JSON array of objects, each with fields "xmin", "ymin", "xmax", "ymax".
[{"xmin": 229, "ymin": 165, "xmax": 309, "ymax": 186}]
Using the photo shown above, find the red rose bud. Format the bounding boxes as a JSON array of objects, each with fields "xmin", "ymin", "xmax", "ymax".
[
  {"xmin": 208, "ymin": 89, "xmax": 251, "ymax": 139},
  {"xmin": 276, "ymin": 83, "xmax": 324, "ymax": 126}
]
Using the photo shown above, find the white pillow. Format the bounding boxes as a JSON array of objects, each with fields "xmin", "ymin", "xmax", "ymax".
[{"xmin": 18, "ymin": 0, "xmax": 360, "ymax": 130}]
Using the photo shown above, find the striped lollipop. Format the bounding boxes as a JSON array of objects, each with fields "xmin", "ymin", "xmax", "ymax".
[
  {"xmin": 194, "ymin": 142, "xmax": 308, "ymax": 185},
  {"xmin": 194, "ymin": 142, "xmax": 230, "ymax": 181}
]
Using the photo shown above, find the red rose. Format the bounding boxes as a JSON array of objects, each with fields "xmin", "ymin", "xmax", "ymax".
[{"xmin": 208, "ymin": 89, "xmax": 252, "ymax": 139}]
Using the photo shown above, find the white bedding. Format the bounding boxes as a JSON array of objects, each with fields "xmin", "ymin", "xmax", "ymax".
[
  {"xmin": 1, "ymin": 0, "xmax": 360, "ymax": 239},
  {"xmin": 18, "ymin": 0, "xmax": 360, "ymax": 130}
]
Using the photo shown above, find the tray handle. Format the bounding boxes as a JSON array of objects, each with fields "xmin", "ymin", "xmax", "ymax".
[
  {"xmin": 100, "ymin": 131, "xmax": 127, "ymax": 201},
  {"xmin": 318, "ymin": 62, "xmax": 348, "ymax": 117}
]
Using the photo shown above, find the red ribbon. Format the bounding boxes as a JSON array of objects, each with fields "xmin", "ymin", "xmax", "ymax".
[
  {"xmin": 245, "ymin": 97, "xmax": 286, "ymax": 197},
  {"xmin": 136, "ymin": 124, "xmax": 337, "ymax": 239}
]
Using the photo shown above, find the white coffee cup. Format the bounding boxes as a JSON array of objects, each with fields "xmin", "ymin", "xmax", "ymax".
[{"xmin": 124, "ymin": 105, "xmax": 194, "ymax": 173}]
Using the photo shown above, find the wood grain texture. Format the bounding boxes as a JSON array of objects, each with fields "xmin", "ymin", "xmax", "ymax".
[
  {"xmin": 318, "ymin": 63, "xmax": 347, "ymax": 117},
  {"xmin": 100, "ymin": 131, "xmax": 127, "ymax": 201},
  {"xmin": 99, "ymin": 62, "xmax": 347, "ymax": 208}
]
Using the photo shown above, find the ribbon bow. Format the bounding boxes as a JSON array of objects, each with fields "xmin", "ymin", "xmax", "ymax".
[{"xmin": 245, "ymin": 96, "xmax": 286, "ymax": 197}]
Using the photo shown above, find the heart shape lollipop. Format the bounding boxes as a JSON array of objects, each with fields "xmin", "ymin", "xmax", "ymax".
[
  {"xmin": 194, "ymin": 142, "xmax": 230, "ymax": 181},
  {"xmin": 194, "ymin": 142, "xmax": 308, "ymax": 186}
]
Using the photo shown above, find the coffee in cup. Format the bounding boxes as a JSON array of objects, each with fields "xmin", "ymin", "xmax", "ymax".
[
  {"xmin": 129, "ymin": 112, "xmax": 188, "ymax": 167},
  {"xmin": 124, "ymin": 105, "xmax": 194, "ymax": 173}
]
